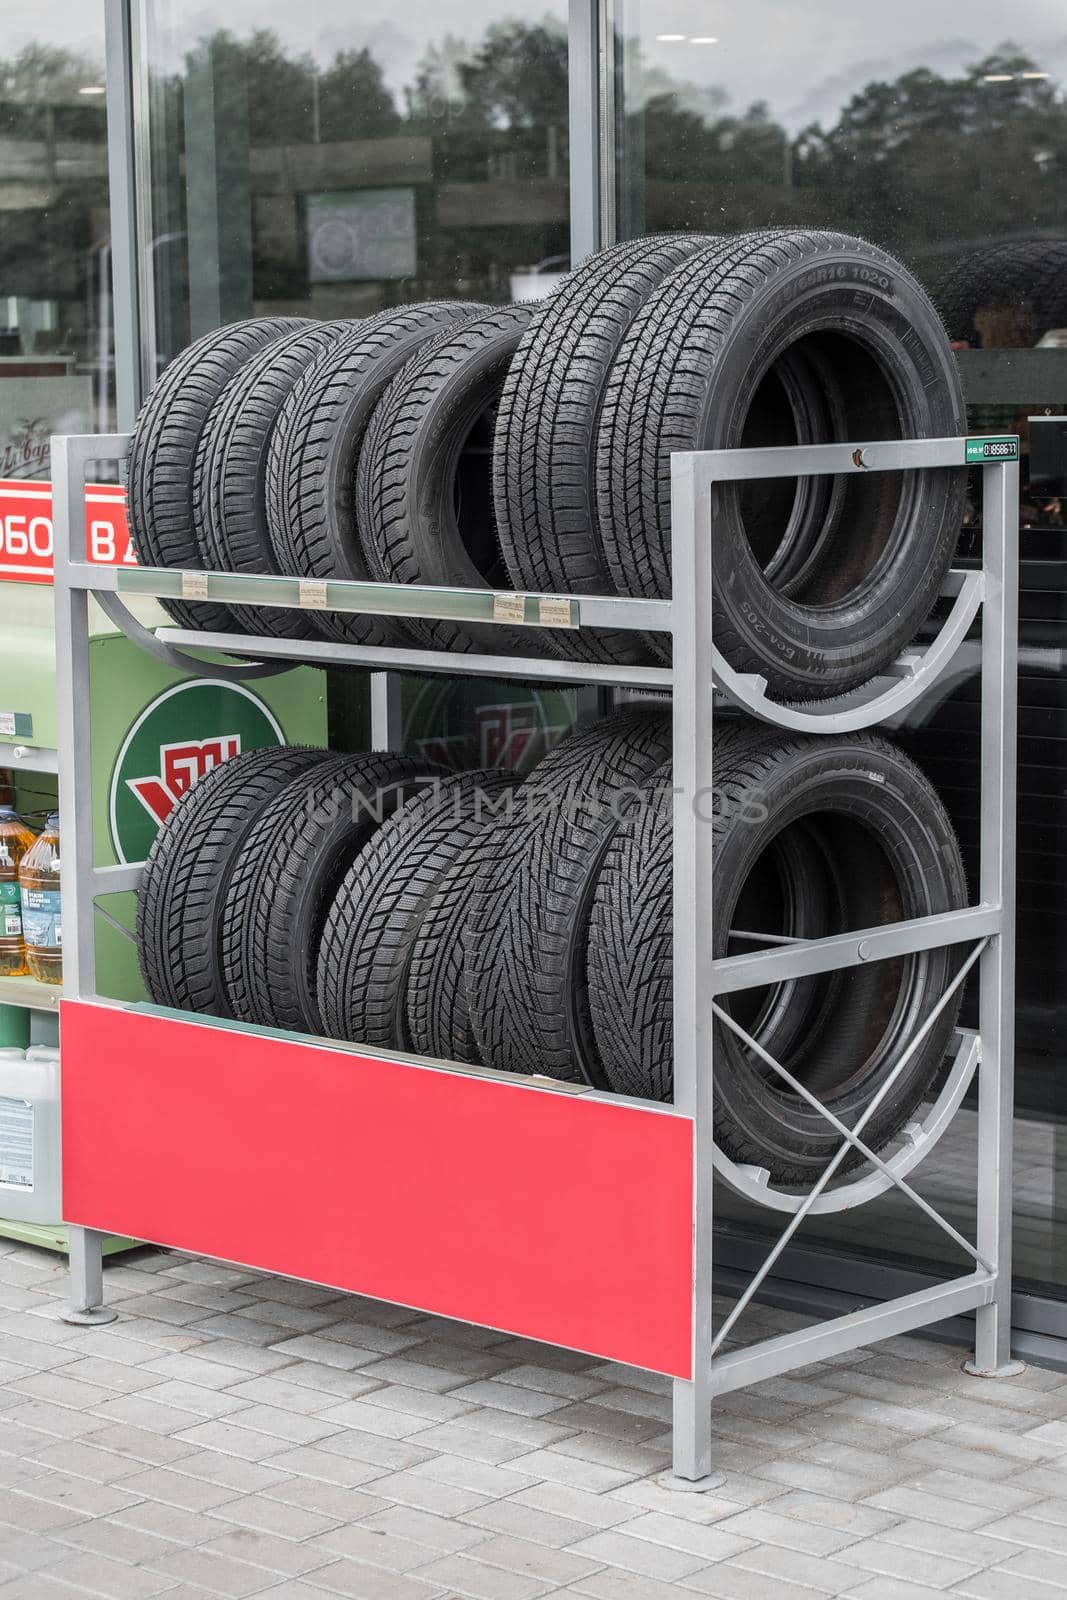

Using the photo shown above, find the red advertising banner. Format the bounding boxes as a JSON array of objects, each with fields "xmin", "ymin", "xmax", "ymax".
[{"xmin": 0, "ymin": 478, "xmax": 133, "ymax": 584}]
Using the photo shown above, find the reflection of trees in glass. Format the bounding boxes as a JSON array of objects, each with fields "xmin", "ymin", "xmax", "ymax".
[{"xmin": 634, "ymin": 43, "xmax": 1067, "ymax": 267}]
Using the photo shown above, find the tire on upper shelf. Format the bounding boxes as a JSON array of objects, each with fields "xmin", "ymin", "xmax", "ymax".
[
  {"xmin": 492, "ymin": 235, "xmax": 713, "ymax": 666},
  {"xmin": 192, "ymin": 319, "xmax": 361, "ymax": 639},
  {"xmin": 265, "ymin": 301, "xmax": 492, "ymax": 649},
  {"xmin": 135, "ymin": 743, "xmax": 332, "ymax": 1018},
  {"xmin": 358, "ymin": 306, "xmax": 537, "ymax": 655},
  {"xmin": 126, "ymin": 317, "xmax": 307, "ymax": 632},
  {"xmin": 595, "ymin": 229, "xmax": 968, "ymax": 699},
  {"xmin": 218, "ymin": 752, "xmax": 446, "ymax": 1036},
  {"xmin": 587, "ymin": 729, "xmax": 969, "ymax": 1187},
  {"xmin": 317, "ymin": 768, "xmax": 522, "ymax": 1051}
]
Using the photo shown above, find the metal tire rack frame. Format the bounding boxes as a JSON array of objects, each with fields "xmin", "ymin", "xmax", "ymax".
[{"xmin": 52, "ymin": 430, "xmax": 1019, "ymax": 1485}]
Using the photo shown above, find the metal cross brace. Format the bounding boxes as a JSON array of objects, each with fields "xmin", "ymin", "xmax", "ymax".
[{"xmin": 709, "ymin": 936, "xmax": 989, "ymax": 1355}]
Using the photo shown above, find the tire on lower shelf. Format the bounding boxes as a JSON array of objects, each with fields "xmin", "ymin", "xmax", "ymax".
[
  {"xmin": 219, "ymin": 752, "xmax": 446, "ymax": 1035},
  {"xmin": 192, "ymin": 319, "xmax": 360, "ymax": 639},
  {"xmin": 464, "ymin": 707, "xmax": 678, "ymax": 1084},
  {"xmin": 358, "ymin": 307, "xmax": 536, "ymax": 655},
  {"xmin": 595, "ymin": 229, "xmax": 967, "ymax": 698},
  {"xmin": 317, "ymin": 768, "xmax": 522, "ymax": 1050},
  {"xmin": 265, "ymin": 301, "xmax": 491, "ymax": 648},
  {"xmin": 587, "ymin": 730, "xmax": 969, "ymax": 1186},
  {"xmin": 135, "ymin": 744, "xmax": 332, "ymax": 1017},
  {"xmin": 126, "ymin": 316, "xmax": 307, "ymax": 632},
  {"xmin": 492, "ymin": 234, "xmax": 712, "ymax": 666}
]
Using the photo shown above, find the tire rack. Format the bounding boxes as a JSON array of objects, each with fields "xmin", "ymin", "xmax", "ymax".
[{"xmin": 51, "ymin": 430, "xmax": 1019, "ymax": 1488}]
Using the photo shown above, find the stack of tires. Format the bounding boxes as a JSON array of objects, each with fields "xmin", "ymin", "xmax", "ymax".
[
  {"xmin": 127, "ymin": 229, "xmax": 967, "ymax": 696},
  {"xmin": 131, "ymin": 228, "xmax": 972, "ymax": 1188}
]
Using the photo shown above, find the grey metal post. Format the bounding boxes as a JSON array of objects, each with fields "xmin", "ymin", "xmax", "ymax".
[
  {"xmin": 53, "ymin": 436, "xmax": 119, "ymax": 1327},
  {"xmin": 664, "ymin": 453, "xmax": 721, "ymax": 1487},
  {"xmin": 370, "ymin": 673, "xmax": 403, "ymax": 752},
  {"xmin": 64, "ymin": 1227, "xmax": 117, "ymax": 1325},
  {"xmin": 52, "ymin": 437, "xmax": 98, "ymax": 1003},
  {"xmin": 968, "ymin": 455, "xmax": 1023, "ymax": 1377}
]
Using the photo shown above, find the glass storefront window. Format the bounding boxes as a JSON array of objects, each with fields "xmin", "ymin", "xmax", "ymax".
[
  {"xmin": 0, "ymin": 27, "xmax": 112, "ymax": 478},
  {"xmin": 140, "ymin": 5, "xmax": 569, "ymax": 376},
  {"xmin": 607, "ymin": 0, "xmax": 1067, "ymax": 1310}
]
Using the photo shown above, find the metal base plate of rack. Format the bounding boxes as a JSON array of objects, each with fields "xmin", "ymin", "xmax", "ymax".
[{"xmin": 51, "ymin": 430, "xmax": 1019, "ymax": 1484}]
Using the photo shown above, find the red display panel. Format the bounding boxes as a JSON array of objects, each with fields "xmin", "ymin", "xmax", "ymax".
[{"xmin": 61, "ymin": 1001, "xmax": 694, "ymax": 1377}]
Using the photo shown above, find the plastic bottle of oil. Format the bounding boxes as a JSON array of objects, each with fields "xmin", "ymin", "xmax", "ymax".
[
  {"xmin": 19, "ymin": 813, "xmax": 62, "ymax": 986},
  {"xmin": 0, "ymin": 805, "xmax": 34, "ymax": 979}
]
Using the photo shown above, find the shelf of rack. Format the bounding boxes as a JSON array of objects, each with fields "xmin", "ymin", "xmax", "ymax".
[
  {"xmin": 0, "ymin": 974, "xmax": 61, "ymax": 1012},
  {"xmin": 50, "ymin": 428, "xmax": 1020, "ymax": 1487}
]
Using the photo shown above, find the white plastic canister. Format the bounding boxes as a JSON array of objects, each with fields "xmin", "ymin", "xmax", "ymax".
[{"xmin": 0, "ymin": 1045, "xmax": 61, "ymax": 1223}]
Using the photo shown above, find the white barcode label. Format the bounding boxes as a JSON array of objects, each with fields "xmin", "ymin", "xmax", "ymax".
[
  {"xmin": 538, "ymin": 597, "xmax": 575, "ymax": 628},
  {"xmin": 299, "ymin": 578, "xmax": 329, "ymax": 609},
  {"xmin": 492, "ymin": 593, "xmax": 526, "ymax": 624},
  {"xmin": 180, "ymin": 571, "xmax": 209, "ymax": 600}
]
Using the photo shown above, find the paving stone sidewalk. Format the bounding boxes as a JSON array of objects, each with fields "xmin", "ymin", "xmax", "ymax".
[{"xmin": 2, "ymin": 1236, "xmax": 1066, "ymax": 1599}]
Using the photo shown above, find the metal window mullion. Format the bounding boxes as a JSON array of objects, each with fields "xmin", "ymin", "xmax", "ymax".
[
  {"xmin": 974, "ymin": 455, "xmax": 1020, "ymax": 1372},
  {"xmin": 567, "ymin": 0, "xmax": 601, "ymax": 262},
  {"xmin": 104, "ymin": 0, "xmax": 142, "ymax": 427}
]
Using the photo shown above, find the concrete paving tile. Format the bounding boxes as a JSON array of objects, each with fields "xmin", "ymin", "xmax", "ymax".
[
  {"xmin": 359, "ymin": 1385, "xmax": 475, "ymax": 1425},
  {"xmin": 15, "ymin": 1470, "xmax": 144, "ymax": 1519},
  {"xmin": 76, "ymin": 1419, "xmax": 201, "ymax": 1467},
  {"xmin": 265, "ymin": 1445, "xmax": 398, "ymax": 1487},
  {"xmin": 260, "ymin": 1477, "xmax": 387, "ymax": 1521},
  {"xmin": 572, "ymin": 1567, "xmax": 716, "ymax": 1600},
  {"xmin": 833, "ymin": 1534, "xmax": 983, "ymax": 1586},
  {"xmin": 306, "ymin": 1522, "xmax": 462, "ymax": 1572},
  {"xmin": 29, "ymin": 1547, "xmax": 178, "ymax": 1597},
  {"xmin": 405, "ymin": 1550, "xmax": 555, "ymax": 1599},
  {"xmin": 174, "ymin": 1419, "xmax": 291, "ymax": 1461},
  {"xmin": 765, "ymin": 1490, "xmax": 897, "ymax": 1538},
  {"xmin": 732, "ymin": 1538, "xmax": 868, "ymax": 1595},
  {"xmin": 449, "ymin": 1381, "xmax": 571, "ymax": 1419},
  {"xmin": 19, "ymin": 1436, "xmax": 144, "ymax": 1484},
  {"xmin": 49, "ymin": 1514, "xmax": 181, "ymax": 1566},
  {"xmin": 302, "ymin": 1559, "xmax": 449, "ymax": 1598},
  {"xmin": 358, "ymin": 1504, "xmax": 492, "ymax": 1555},
  {"xmin": 511, "ymin": 1483, "xmax": 636, "ymax": 1530},
  {"xmin": 566, "ymin": 1528, "xmax": 707, "ymax": 1581},
  {"xmin": 714, "ymin": 1505, "xmax": 859, "ymax": 1556},
  {"xmin": 207, "ymin": 1491, "xmax": 343, "ymax": 1540},
  {"xmin": 680, "ymin": 1562, "xmax": 834, "ymax": 1599},
  {"xmin": 461, "ymin": 1500, "xmax": 600, "ymax": 1548},
  {"xmin": 501, "ymin": 1449, "xmax": 637, "ymax": 1492},
  {"xmin": 201, "ymin": 1524, "xmax": 336, "ymax": 1577},
  {"xmin": 359, "ymin": 1467, "xmax": 490, "ymax": 1517},
  {"xmin": 148, "ymin": 1543, "xmax": 281, "ymax": 1595}
]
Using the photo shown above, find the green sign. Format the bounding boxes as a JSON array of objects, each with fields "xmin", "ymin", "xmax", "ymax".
[
  {"xmin": 108, "ymin": 679, "xmax": 284, "ymax": 865},
  {"xmin": 965, "ymin": 436, "xmax": 1019, "ymax": 464}
]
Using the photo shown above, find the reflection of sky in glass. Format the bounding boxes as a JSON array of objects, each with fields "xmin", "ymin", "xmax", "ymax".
[{"xmin": 24, "ymin": 0, "xmax": 1067, "ymax": 133}]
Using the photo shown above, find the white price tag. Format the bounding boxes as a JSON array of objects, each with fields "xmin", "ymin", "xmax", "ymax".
[
  {"xmin": 299, "ymin": 578, "xmax": 329, "ymax": 609},
  {"xmin": 0, "ymin": 712, "xmax": 14, "ymax": 737},
  {"xmin": 538, "ymin": 597, "xmax": 576, "ymax": 629},
  {"xmin": 180, "ymin": 571, "xmax": 209, "ymax": 601},
  {"xmin": 492, "ymin": 593, "xmax": 526, "ymax": 624}
]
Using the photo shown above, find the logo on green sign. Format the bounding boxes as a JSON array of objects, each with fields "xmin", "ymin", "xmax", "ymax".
[
  {"xmin": 965, "ymin": 437, "xmax": 1019, "ymax": 464},
  {"xmin": 109, "ymin": 679, "xmax": 284, "ymax": 864}
]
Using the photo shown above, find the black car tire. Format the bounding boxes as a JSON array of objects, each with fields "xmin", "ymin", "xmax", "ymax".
[
  {"xmin": 587, "ymin": 729, "xmax": 969, "ymax": 1185},
  {"xmin": 595, "ymin": 230, "xmax": 967, "ymax": 698},
  {"xmin": 126, "ymin": 317, "xmax": 306, "ymax": 631},
  {"xmin": 359, "ymin": 307, "xmax": 535, "ymax": 655}
]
